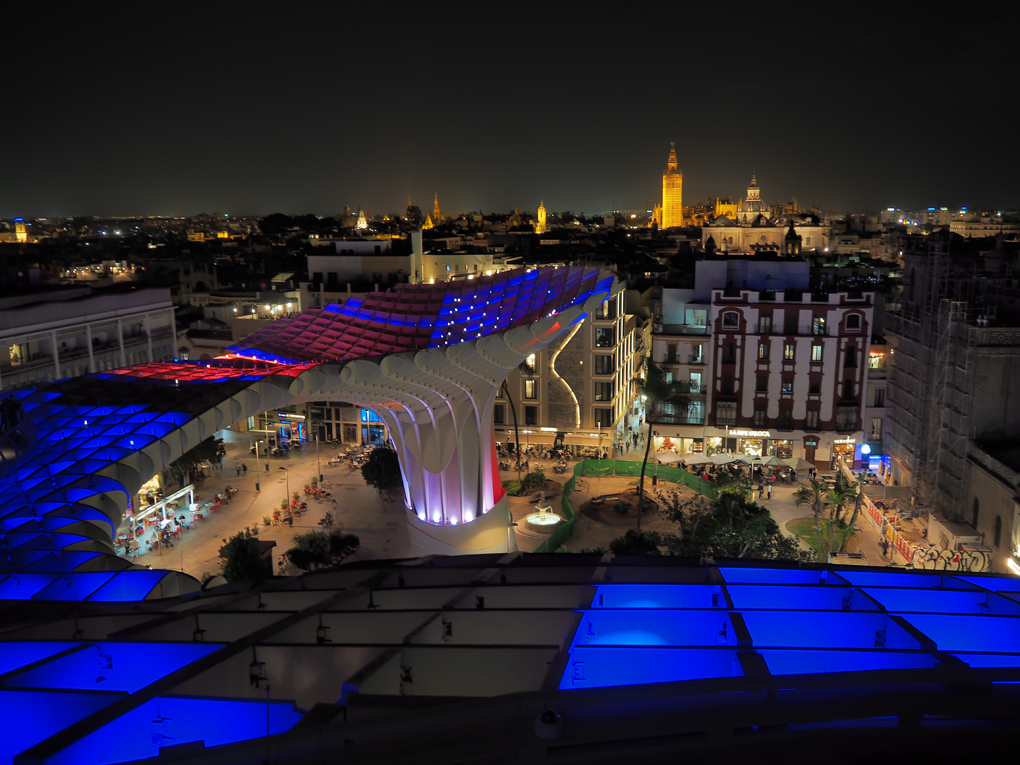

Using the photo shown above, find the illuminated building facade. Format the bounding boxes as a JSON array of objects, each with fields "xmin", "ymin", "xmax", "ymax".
[
  {"xmin": 661, "ymin": 142, "xmax": 684, "ymax": 228},
  {"xmin": 650, "ymin": 260, "xmax": 872, "ymax": 467},
  {"xmin": 536, "ymin": 200, "xmax": 547, "ymax": 234},
  {"xmin": 496, "ymin": 288, "xmax": 641, "ymax": 453}
]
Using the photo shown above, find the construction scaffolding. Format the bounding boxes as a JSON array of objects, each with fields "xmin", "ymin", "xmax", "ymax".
[{"xmin": 885, "ymin": 236, "xmax": 980, "ymax": 521}]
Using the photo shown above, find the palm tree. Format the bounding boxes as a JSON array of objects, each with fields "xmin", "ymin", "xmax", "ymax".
[
  {"xmin": 633, "ymin": 357, "xmax": 692, "ymax": 532},
  {"xmin": 794, "ymin": 479, "xmax": 829, "ymax": 554}
]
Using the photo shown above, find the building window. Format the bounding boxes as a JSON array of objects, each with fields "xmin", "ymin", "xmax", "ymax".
[
  {"xmin": 722, "ymin": 343, "xmax": 735, "ymax": 364},
  {"xmin": 689, "ymin": 372, "xmax": 702, "ymax": 394},
  {"xmin": 784, "ymin": 310, "xmax": 798, "ymax": 334},
  {"xmin": 846, "ymin": 314, "xmax": 861, "ymax": 330},
  {"xmin": 524, "ymin": 379, "xmax": 537, "ymax": 400},
  {"xmin": 524, "ymin": 353, "xmax": 537, "ymax": 373},
  {"xmin": 811, "ymin": 345, "xmax": 823, "ymax": 362},
  {"xmin": 494, "ymin": 405, "xmax": 505, "ymax": 425},
  {"xmin": 723, "ymin": 311, "xmax": 739, "ymax": 328},
  {"xmin": 756, "ymin": 374, "xmax": 768, "ymax": 392},
  {"xmin": 809, "ymin": 377, "xmax": 821, "ymax": 394},
  {"xmin": 870, "ymin": 418, "xmax": 882, "ymax": 440},
  {"xmin": 843, "ymin": 379, "xmax": 854, "ymax": 400},
  {"xmin": 666, "ymin": 343, "xmax": 677, "ymax": 363},
  {"xmin": 594, "ymin": 354, "xmax": 613, "ymax": 375},
  {"xmin": 836, "ymin": 404, "xmax": 859, "ymax": 432},
  {"xmin": 754, "ymin": 404, "xmax": 767, "ymax": 427},
  {"xmin": 874, "ymin": 388, "xmax": 885, "ymax": 407},
  {"xmin": 778, "ymin": 407, "xmax": 792, "ymax": 429},
  {"xmin": 595, "ymin": 299, "xmax": 618, "ymax": 321},
  {"xmin": 524, "ymin": 406, "xmax": 538, "ymax": 426},
  {"xmin": 594, "ymin": 381, "xmax": 613, "ymax": 401},
  {"xmin": 782, "ymin": 377, "xmax": 793, "ymax": 393},
  {"xmin": 994, "ymin": 516, "xmax": 1002, "ymax": 548},
  {"xmin": 595, "ymin": 327, "xmax": 615, "ymax": 348},
  {"xmin": 594, "ymin": 408, "xmax": 612, "ymax": 428},
  {"xmin": 758, "ymin": 315, "xmax": 772, "ymax": 334},
  {"xmin": 716, "ymin": 400, "xmax": 737, "ymax": 427},
  {"xmin": 805, "ymin": 409, "xmax": 819, "ymax": 430},
  {"xmin": 812, "ymin": 313, "xmax": 826, "ymax": 336},
  {"xmin": 691, "ymin": 345, "xmax": 704, "ymax": 363},
  {"xmin": 758, "ymin": 342, "xmax": 769, "ymax": 360},
  {"xmin": 722, "ymin": 375, "xmax": 734, "ymax": 395},
  {"xmin": 784, "ymin": 343, "xmax": 795, "ymax": 360},
  {"xmin": 495, "ymin": 385, "xmax": 504, "ymax": 399},
  {"xmin": 845, "ymin": 347, "xmax": 857, "ymax": 368}
]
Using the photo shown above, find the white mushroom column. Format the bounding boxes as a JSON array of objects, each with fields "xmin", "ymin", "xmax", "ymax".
[{"xmin": 289, "ymin": 287, "xmax": 619, "ymax": 556}]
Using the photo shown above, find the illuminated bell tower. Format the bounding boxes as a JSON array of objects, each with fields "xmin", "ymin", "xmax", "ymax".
[
  {"xmin": 14, "ymin": 218, "xmax": 27, "ymax": 243},
  {"xmin": 355, "ymin": 208, "xmax": 368, "ymax": 230},
  {"xmin": 661, "ymin": 143, "xmax": 683, "ymax": 228},
  {"xmin": 536, "ymin": 201, "xmax": 547, "ymax": 234},
  {"xmin": 433, "ymin": 193, "xmax": 442, "ymax": 224}
]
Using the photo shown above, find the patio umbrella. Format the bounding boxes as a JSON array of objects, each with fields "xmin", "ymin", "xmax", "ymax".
[
  {"xmin": 761, "ymin": 456, "xmax": 785, "ymax": 467},
  {"xmin": 656, "ymin": 452, "xmax": 683, "ymax": 465},
  {"xmin": 710, "ymin": 453, "xmax": 738, "ymax": 465},
  {"xmin": 681, "ymin": 454, "xmax": 712, "ymax": 465},
  {"xmin": 783, "ymin": 457, "xmax": 814, "ymax": 470},
  {"xmin": 735, "ymin": 454, "xmax": 760, "ymax": 464}
]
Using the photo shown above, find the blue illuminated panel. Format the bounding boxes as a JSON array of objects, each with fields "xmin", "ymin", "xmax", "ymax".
[
  {"xmin": 895, "ymin": 613, "xmax": 1020, "ymax": 652},
  {"xmin": 50, "ymin": 695, "xmax": 304, "ymax": 765},
  {"xmin": 717, "ymin": 567, "xmax": 845, "ymax": 585},
  {"xmin": 0, "ymin": 689, "xmax": 120, "ymax": 765},
  {"xmin": 761, "ymin": 649, "xmax": 936, "ymax": 676},
  {"xmin": 7, "ymin": 642, "xmax": 223, "ymax": 693},
  {"xmin": 560, "ymin": 647, "xmax": 743, "ymax": 690}
]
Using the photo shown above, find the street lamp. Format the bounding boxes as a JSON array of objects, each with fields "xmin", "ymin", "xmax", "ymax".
[
  {"xmin": 279, "ymin": 466, "xmax": 289, "ymax": 503},
  {"xmin": 315, "ymin": 432, "xmax": 322, "ymax": 482},
  {"xmin": 253, "ymin": 438, "xmax": 260, "ymax": 492}
]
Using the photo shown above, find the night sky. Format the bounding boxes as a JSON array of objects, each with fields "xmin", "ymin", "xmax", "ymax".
[{"xmin": 3, "ymin": 6, "xmax": 1017, "ymax": 218}]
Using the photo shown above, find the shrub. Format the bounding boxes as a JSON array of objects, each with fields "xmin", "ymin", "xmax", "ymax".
[
  {"xmin": 613, "ymin": 501, "xmax": 630, "ymax": 516},
  {"xmin": 523, "ymin": 467, "xmax": 546, "ymax": 490},
  {"xmin": 505, "ymin": 481, "xmax": 525, "ymax": 497},
  {"xmin": 285, "ymin": 530, "xmax": 361, "ymax": 570}
]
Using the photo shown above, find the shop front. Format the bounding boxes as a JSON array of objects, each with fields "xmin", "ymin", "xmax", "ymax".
[
  {"xmin": 832, "ymin": 436, "xmax": 857, "ymax": 470},
  {"xmin": 360, "ymin": 409, "xmax": 388, "ymax": 446},
  {"xmin": 278, "ymin": 412, "xmax": 307, "ymax": 442},
  {"xmin": 725, "ymin": 430, "xmax": 794, "ymax": 459}
]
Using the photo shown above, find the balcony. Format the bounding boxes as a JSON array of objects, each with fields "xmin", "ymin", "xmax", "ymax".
[{"xmin": 653, "ymin": 323, "xmax": 709, "ymax": 336}]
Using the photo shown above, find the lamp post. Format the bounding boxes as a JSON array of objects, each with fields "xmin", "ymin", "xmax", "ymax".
[
  {"xmin": 253, "ymin": 439, "xmax": 261, "ymax": 492},
  {"xmin": 315, "ymin": 432, "xmax": 322, "ymax": 482},
  {"xmin": 279, "ymin": 466, "xmax": 289, "ymax": 504}
]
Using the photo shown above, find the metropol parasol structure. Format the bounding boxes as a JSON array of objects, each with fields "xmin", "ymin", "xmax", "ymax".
[{"xmin": 0, "ymin": 264, "xmax": 622, "ymax": 596}]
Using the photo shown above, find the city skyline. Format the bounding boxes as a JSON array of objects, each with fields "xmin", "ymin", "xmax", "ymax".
[{"xmin": 2, "ymin": 8, "xmax": 1017, "ymax": 218}]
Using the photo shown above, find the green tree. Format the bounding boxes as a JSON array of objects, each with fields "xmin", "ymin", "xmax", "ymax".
[
  {"xmin": 285, "ymin": 530, "xmax": 360, "ymax": 570},
  {"xmin": 639, "ymin": 489, "xmax": 812, "ymax": 561},
  {"xmin": 609, "ymin": 529, "xmax": 665, "ymax": 556},
  {"xmin": 632, "ymin": 358, "xmax": 691, "ymax": 532},
  {"xmin": 794, "ymin": 479, "xmax": 829, "ymax": 554},
  {"xmin": 361, "ymin": 447, "xmax": 402, "ymax": 495},
  {"xmin": 794, "ymin": 479, "xmax": 861, "ymax": 558},
  {"xmin": 220, "ymin": 528, "xmax": 270, "ymax": 582},
  {"xmin": 170, "ymin": 436, "xmax": 224, "ymax": 487}
]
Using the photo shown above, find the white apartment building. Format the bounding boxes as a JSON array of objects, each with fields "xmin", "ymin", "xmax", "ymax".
[{"xmin": 0, "ymin": 285, "xmax": 175, "ymax": 389}]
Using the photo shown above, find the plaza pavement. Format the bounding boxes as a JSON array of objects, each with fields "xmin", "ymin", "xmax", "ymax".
[{"xmin": 130, "ymin": 427, "xmax": 901, "ymax": 581}]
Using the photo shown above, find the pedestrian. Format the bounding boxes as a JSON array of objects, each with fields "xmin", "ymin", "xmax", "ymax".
[
  {"xmin": 766, "ymin": 483, "xmax": 772, "ymax": 500},
  {"xmin": 242, "ymin": 463, "xmax": 247, "ymax": 475},
  {"xmin": 758, "ymin": 483, "xmax": 764, "ymax": 499},
  {"xmin": 236, "ymin": 465, "xmax": 241, "ymax": 477},
  {"xmin": 880, "ymin": 539, "xmax": 889, "ymax": 558}
]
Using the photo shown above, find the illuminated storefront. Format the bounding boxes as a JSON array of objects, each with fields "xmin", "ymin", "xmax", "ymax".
[{"xmin": 832, "ymin": 436, "xmax": 857, "ymax": 468}]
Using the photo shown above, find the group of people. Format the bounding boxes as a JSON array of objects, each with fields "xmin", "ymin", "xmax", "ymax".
[{"xmin": 0, "ymin": 397, "xmax": 24, "ymax": 433}]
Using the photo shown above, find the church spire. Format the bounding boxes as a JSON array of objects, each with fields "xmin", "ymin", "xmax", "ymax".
[
  {"xmin": 667, "ymin": 141, "xmax": 678, "ymax": 172},
  {"xmin": 433, "ymin": 193, "xmax": 441, "ymax": 223}
]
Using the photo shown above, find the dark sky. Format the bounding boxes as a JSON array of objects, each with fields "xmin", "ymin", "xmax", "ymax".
[{"xmin": 3, "ymin": 5, "xmax": 1017, "ymax": 218}]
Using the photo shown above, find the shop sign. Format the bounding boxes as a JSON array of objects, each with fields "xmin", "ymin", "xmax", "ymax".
[
  {"xmin": 834, "ymin": 437, "xmax": 856, "ymax": 445},
  {"xmin": 804, "ymin": 439, "xmax": 818, "ymax": 446},
  {"xmin": 278, "ymin": 413, "xmax": 306, "ymax": 420},
  {"xmin": 730, "ymin": 429, "xmax": 771, "ymax": 438}
]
